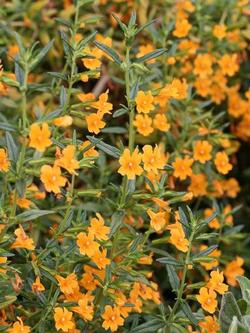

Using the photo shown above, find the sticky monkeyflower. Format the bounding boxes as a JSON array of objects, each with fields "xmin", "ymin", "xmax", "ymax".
[
  {"xmin": 0, "ymin": 148, "xmax": 10, "ymax": 172},
  {"xmin": 8, "ymin": 317, "xmax": 31, "ymax": 333},
  {"xmin": 218, "ymin": 53, "xmax": 239, "ymax": 76},
  {"xmin": 133, "ymin": 114, "xmax": 154, "ymax": 136},
  {"xmin": 205, "ymin": 208, "xmax": 220, "ymax": 229},
  {"xmin": 53, "ymin": 116, "xmax": 73, "ymax": 127},
  {"xmin": 88, "ymin": 213, "xmax": 109, "ymax": 241},
  {"xmin": 142, "ymin": 145, "xmax": 166, "ymax": 174},
  {"xmin": 194, "ymin": 54, "xmax": 213, "ymax": 78},
  {"xmin": 92, "ymin": 248, "xmax": 110, "ymax": 269},
  {"xmin": 32, "ymin": 276, "xmax": 45, "ymax": 293},
  {"xmin": 213, "ymin": 24, "xmax": 227, "ymax": 39},
  {"xmin": 147, "ymin": 209, "xmax": 169, "ymax": 232},
  {"xmin": 197, "ymin": 287, "xmax": 217, "ymax": 314},
  {"xmin": 170, "ymin": 78, "xmax": 188, "ymax": 99},
  {"xmin": 173, "ymin": 19, "xmax": 191, "ymax": 38},
  {"xmin": 77, "ymin": 232, "xmax": 99, "ymax": 257},
  {"xmin": 193, "ymin": 140, "xmax": 212, "ymax": 163},
  {"xmin": 118, "ymin": 148, "xmax": 143, "ymax": 180},
  {"xmin": 55, "ymin": 145, "xmax": 79, "ymax": 175},
  {"xmin": 223, "ymin": 178, "xmax": 240, "ymax": 198},
  {"xmin": 224, "ymin": 256, "xmax": 244, "ymax": 286},
  {"xmin": 172, "ymin": 156, "xmax": 193, "ymax": 180},
  {"xmin": 137, "ymin": 43, "xmax": 155, "ymax": 63},
  {"xmin": 54, "ymin": 307, "xmax": 74, "ymax": 332},
  {"xmin": 0, "ymin": 256, "xmax": 7, "ymax": 273},
  {"xmin": 101, "ymin": 305, "xmax": 124, "ymax": 332},
  {"xmin": 201, "ymin": 246, "xmax": 221, "ymax": 271},
  {"xmin": 207, "ymin": 270, "xmax": 228, "ymax": 295},
  {"xmin": 91, "ymin": 91, "xmax": 113, "ymax": 117},
  {"xmin": 153, "ymin": 114, "xmax": 170, "ymax": 132},
  {"xmin": 82, "ymin": 46, "xmax": 102, "ymax": 69},
  {"xmin": 167, "ymin": 222, "xmax": 189, "ymax": 252},
  {"xmin": 73, "ymin": 296, "xmax": 94, "ymax": 321},
  {"xmin": 214, "ymin": 151, "xmax": 232, "ymax": 175},
  {"xmin": 135, "ymin": 90, "xmax": 154, "ymax": 113},
  {"xmin": 188, "ymin": 173, "xmax": 207, "ymax": 197},
  {"xmin": 56, "ymin": 273, "xmax": 79, "ymax": 295},
  {"xmin": 198, "ymin": 316, "xmax": 220, "ymax": 333},
  {"xmin": 80, "ymin": 140, "xmax": 99, "ymax": 158},
  {"xmin": 11, "ymin": 226, "xmax": 35, "ymax": 251},
  {"xmin": 29, "ymin": 123, "xmax": 52, "ymax": 152},
  {"xmin": 86, "ymin": 112, "xmax": 105, "ymax": 134},
  {"xmin": 40, "ymin": 165, "xmax": 67, "ymax": 194}
]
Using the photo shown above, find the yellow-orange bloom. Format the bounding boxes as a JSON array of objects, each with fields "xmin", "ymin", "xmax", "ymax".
[
  {"xmin": 194, "ymin": 54, "xmax": 213, "ymax": 78},
  {"xmin": 193, "ymin": 140, "xmax": 212, "ymax": 164},
  {"xmin": 80, "ymin": 140, "xmax": 99, "ymax": 158},
  {"xmin": 8, "ymin": 317, "xmax": 31, "ymax": 333},
  {"xmin": 214, "ymin": 151, "xmax": 232, "ymax": 175},
  {"xmin": 213, "ymin": 24, "xmax": 227, "ymax": 39},
  {"xmin": 207, "ymin": 270, "xmax": 228, "ymax": 295},
  {"xmin": 118, "ymin": 148, "xmax": 143, "ymax": 180},
  {"xmin": 54, "ymin": 307, "xmax": 74, "ymax": 332},
  {"xmin": 173, "ymin": 19, "xmax": 191, "ymax": 38},
  {"xmin": 224, "ymin": 256, "xmax": 244, "ymax": 286},
  {"xmin": 55, "ymin": 145, "xmax": 79, "ymax": 175},
  {"xmin": 218, "ymin": 54, "xmax": 239, "ymax": 77},
  {"xmin": 86, "ymin": 113, "xmax": 105, "ymax": 134},
  {"xmin": 147, "ymin": 209, "xmax": 169, "ymax": 232},
  {"xmin": 172, "ymin": 156, "xmax": 193, "ymax": 180},
  {"xmin": 53, "ymin": 116, "xmax": 73, "ymax": 127},
  {"xmin": 153, "ymin": 114, "xmax": 170, "ymax": 132},
  {"xmin": 88, "ymin": 213, "xmax": 109, "ymax": 241},
  {"xmin": 197, "ymin": 287, "xmax": 217, "ymax": 314},
  {"xmin": 167, "ymin": 222, "xmax": 189, "ymax": 252},
  {"xmin": 29, "ymin": 123, "xmax": 52, "ymax": 152},
  {"xmin": 134, "ymin": 114, "xmax": 154, "ymax": 136},
  {"xmin": 56, "ymin": 273, "xmax": 79, "ymax": 295},
  {"xmin": 142, "ymin": 145, "xmax": 166, "ymax": 174},
  {"xmin": 199, "ymin": 316, "xmax": 220, "ymax": 333},
  {"xmin": 32, "ymin": 276, "xmax": 45, "ymax": 293},
  {"xmin": 40, "ymin": 165, "xmax": 67, "ymax": 194},
  {"xmin": 135, "ymin": 90, "xmax": 154, "ymax": 114},
  {"xmin": 0, "ymin": 149, "xmax": 10, "ymax": 172},
  {"xmin": 11, "ymin": 226, "xmax": 35, "ymax": 251},
  {"xmin": 73, "ymin": 296, "xmax": 94, "ymax": 322},
  {"xmin": 92, "ymin": 249, "xmax": 110, "ymax": 269},
  {"xmin": 76, "ymin": 232, "xmax": 99, "ymax": 257},
  {"xmin": 188, "ymin": 173, "xmax": 207, "ymax": 197},
  {"xmin": 101, "ymin": 305, "xmax": 124, "ymax": 332},
  {"xmin": 91, "ymin": 91, "xmax": 113, "ymax": 117}
]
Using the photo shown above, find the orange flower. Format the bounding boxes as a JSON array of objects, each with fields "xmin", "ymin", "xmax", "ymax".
[
  {"xmin": 86, "ymin": 113, "xmax": 105, "ymax": 134},
  {"xmin": 224, "ymin": 256, "xmax": 244, "ymax": 286},
  {"xmin": 92, "ymin": 249, "xmax": 110, "ymax": 269},
  {"xmin": 214, "ymin": 152, "xmax": 232, "ymax": 175},
  {"xmin": 199, "ymin": 316, "xmax": 220, "ymax": 333},
  {"xmin": 137, "ymin": 43, "xmax": 155, "ymax": 64},
  {"xmin": 207, "ymin": 270, "xmax": 228, "ymax": 295},
  {"xmin": 29, "ymin": 123, "xmax": 52, "ymax": 152},
  {"xmin": 56, "ymin": 273, "xmax": 79, "ymax": 295},
  {"xmin": 55, "ymin": 145, "xmax": 79, "ymax": 175},
  {"xmin": 188, "ymin": 173, "xmax": 207, "ymax": 197},
  {"xmin": 134, "ymin": 114, "xmax": 154, "ymax": 136},
  {"xmin": 88, "ymin": 213, "xmax": 109, "ymax": 241},
  {"xmin": 172, "ymin": 156, "xmax": 193, "ymax": 180},
  {"xmin": 194, "ymin": 54, "xmax": 213, "ymax": 78},
  {"xmin": 142, "ymin": 145, "xmax": 166, "ymax": 174},
  {"xmin": 147, "ymin": 209, "xmax": 169, "ymax": 232},
  {"xmin": 101, "ymin": 305, "xmax": 124, "ymax": 332},
  {"xmin": 53, "ymin": 116, "xmax": 73, "ymax": 127},
  {"xmin": 200, "ymin": 246, "xmax": 221, "ymax": 271},
  {"xmin": 82, "ymin": 47, "xmax": 102, "ymax": 70},
  {"xmin": 118, "ymin": 148, "xmax": 143, "ymax": 180},
  {"xmin": 77, "ymin": 232, "xmax": 99, "ymax": 257},
  {"xmin": 170, "ymin": 78, "xmax": 188, "ymax": 100},
  {"xmin": 197, "ymin": 287, "xmax": 217, "ymax": 314},
  {"xmin": 16, "ymin": 197, "xmax": 32, "ymax": 209},
  {"xmin": 213, "ymin": 24, "xmax": 227, "ymax": 39},
  {"xmin": 153, "ymin": 114, "xmax": 170, "ymax": 132},
  {"xmin": 223, "ymin": 178, "xmax": 240, "ymax": 198},
  {"xmin": 173, "ymin": 19, "xmax": 191, "ymax": 38},
  {"xmin": 91, "ymin": 91, "xmax": 113, "ymax": 117},
  {"xmin": 0, "ymin": 148, "xmax": 10, "ymax": 172},
  {"xmin": 194, "ymin": 77, "xmax": 211, "ymax": 97},
  {"xmin": 218, "ymin": 54, "xmax": 239, "ymax": 76},
  {"xmin": 205, "ymin": 208, "xmax": 220, "ymax": 230},
  {"xmin": 135, "ymin": 90, "xmax": 154, "ymax": 114},
  {"xmin": 40, "ymin": 165, "xmax": 67, "ymax": 194},
  {"xmin": 54, "ymin": 307, "xmax": 74, "ymax": 332},
  {"xmin": 77, "ymin": 92, "xmax": 95, "ymax": 103},
  {"xmin": 167, "ymin": 222, "xmax": 189, "ymax": 252},
  {"xmin": 8, "ymin": 317, "xmax": 31, "ymax": 333},
  {"xmin": 0, "ymin": 256, "xmax": 7, "ymax": 273},
  {"xmin": 32, "ymin": 276, "xmax": 45, "ymax": 293},
  {"xmin": 11, "ymin": 226, "xmax": 35, "ymax": 251},
  {"xmin": 80, "ymin": 140, "xmax": 99, "ymax": 158},
  {"xmin": 73, "ymin": 296, "xmax": 94, "ymax": 321},
  {"xmin": 193, "ymin": 140, "xmax": 212, "ymax": 163}
]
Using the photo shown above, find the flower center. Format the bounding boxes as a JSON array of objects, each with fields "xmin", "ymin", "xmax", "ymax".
[
  {"xmin": 51, "ymin": 176, "xmax": 57, "ymax": 181},
  {"xmin": 111, "ymin": 315, "xmax": 116, "ymax": 321},
  {"xmin": 128, "ymin": 162, "xmax": 133, "ymax": 168}
]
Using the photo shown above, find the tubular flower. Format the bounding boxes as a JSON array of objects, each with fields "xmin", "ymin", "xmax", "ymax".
[
  {"xmin": 218, "ymin": 54, "xmax": 239, "ymax": 76},
  {"xmin": 76, "ymin": 232, "xmax": 100, "ymax": 257},
  {"xmin": 53, "ymin": 116, "xmax": 73, "ymax": 127},
  {"xmin": 55, "ymin": 145, "xmax": 80, "ymax": 175},
  {"xmin": 0, "ymin": 148, "xmax": 10, "ymax": 172},
  {"xmin": 118, "ymin": 148, "xmax": 143, "ymax": 180},
  {"xmin": 173, "ymin": 19, "xmax": 191, "ymax": 38},
  {"xmin": 207, "ymin": 270, "xmax": 228, "ymax": 295},
  {"xmin": 54, "ymin": 307, "xmax": 74, "ymax": 332},
  {"xmin": 32, "ymin": 276, "xmax": 45, "ymax": 293},
  {"xmin": 172, "ymin": 156, "xmax": 193, "ymax": 180},
  {"xmin": 170, "ymin": 78, "xmax": 188, "ymax": 99},
  {"xmin": 92, "ymin": 249, "xmax": 110, "ymax": 269},
  {"xmin": 11, "ymin": 226, "xmax": 35, "ymax": 251},
  {"xmin": 147, "ymin": 209, "xmax": 169, "ymax": 232},
  {"xmin": 142, "ymin": 145, "xmax": 166, "ymax": 174},
  {"xmin": 213, "ymin": 24, "xmax": 227, "ymax": 39},
  {"xmin": 137, "ymin": 43, "xmax": 155, "ymax": 64},
  {"xmin": 198, "ymin": 316, "xmax": 220, "ymax": 333},
  {"xmin": 188, "ymin": 173, "xmax": 207, "ymax": 197},
  {"xmin": 214, "ymin": 151, "xmax": 232, "ymax": 174},
  {"xmin": 40, "ymin": 165, "xmax": 67, "ymax": 194},
  {"xmin": 56, "ymin": 273, "xmax": 79, "ymax": 295},
  {"xmin": 153, "ymin": 114, "xmax": 170, "ymax": 132},
  {"xmin": 73, "ymin": 296, "xmax": 94, "ymax": 321},
  {"xmin": 224, "ymin": 256, "xmax": 244, "ymax": 286},
  {"xmin": 135, "ymin": 90, "xmax": 154, "ymax": 113},
  {"xmin": 86, "ymin": 113, "xmax": 105, "ymax": 134},
  {"xmin": 197, "ymin": 287, "xmax": 217, "ymax": 314},
  {"xmin": 88, "ymin": 213, "xmax": 109, "ymax": 241},
  {"xmin": 101, "ymin": 305, "xmax": 124, "ymax": 332},
  {"xmin": 80, "ymin": 140, "xmax": 99, "ymax": 158},
  {"xmin": 29, "ymin": 123, "xmax": 52, "ymax": 152},
  {"xmin": 194, "ymin": 54, "xmax": 213, "ymax": 78},
  {"xmin": 91, "ymin": 91, "xmax": 113, "ymax": 117},
  {"xmin": 8, "ymin": 317, "xmax": 31, "ymax": 333},
  {"xmin": 193, "ymin": 140, "xmax": 212, "ymax": 163},
  {"xmin": 134, "ymin": 114, "xmax": 154, "ymax": 136},
  {"xmin": 167, "ymin": 222, "xmax": 189, "ymax": 253}
]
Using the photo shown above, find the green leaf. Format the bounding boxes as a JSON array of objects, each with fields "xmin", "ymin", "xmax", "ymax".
[
  {"xmin": 237, "ymin": 276, "xmax": 250, "ymax": 305},
  {"xmin": 0, "ymin": 296, "xmax": 17, "ymax": 310},
  {"xmin": 86, "ymin": 136, "xmax": 121, "ymax": 158},
  {"xmin": 111, "ymin": 13, "xmax": 127, "ymax": 33},
  {"xmin": 5, "ymin": 132, "xmax": 18, "ymax": 162},
  {"xmin": 112, "ymin": 108, "xmax": 128, "ymax": 118},
  {"xmin": 192, "ymin": 245, "xmax": 218, "ymax": 259},
  {"xmin": 219, "ymin": 292, "xmax": 242, "ymax": 333},
  {"xmin": 130, "ymin": 319, "xmax": 165, "ymax": 333},
  {"xmin": 180, "ymin": 301, "xmax": 199, "ymax": 326},
  {"xmin": 136, "ymin": 19, "xmax": 157, "ymax": 35},
  {"xmin": 166, "ymin": 265, "xmax": 180, "ymax": 291},
  {"xmin": 157, "ymin": 256, "xmax": 182, "ymax": 267},
  {"xmin": 30, "ymin": 39, "xmax": 54, "ymax": 70},
  {"xmin": 0, "ymin": 122, "xmax": 17, "ymax": 132},
  {"xmin": 17, "ymin": 209, "xmax": 55, "ymax": 222},
  {"xmin": 109, "ymin": 210, "xmax": 125, "ymax": 237},
  {"xmin": 94, "ymin": 41, "xmax": 122, "ymax": 65},
  {"xmin": 134, "ymin": 48, "xmax": 167, "ymax": 63},
  {"xmin": 101, "ymin": 127, "xmax": 127, "ymax": 134},
  {"xmin": 77, "ymin": 31, "xmax": 97, "ymax": 52}
]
